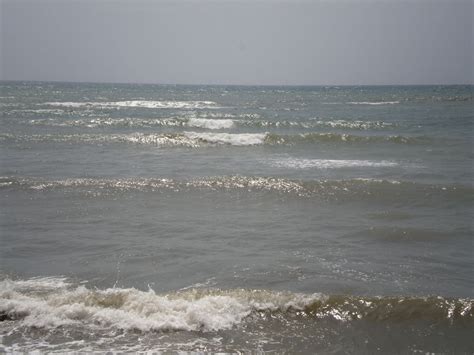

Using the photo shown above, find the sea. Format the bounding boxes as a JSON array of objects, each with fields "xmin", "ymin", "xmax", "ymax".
[{"xmin": 0, "ymin": 82, "xmax": 473, "ymax": 353}]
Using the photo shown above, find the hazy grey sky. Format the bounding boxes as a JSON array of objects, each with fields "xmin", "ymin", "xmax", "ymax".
[{"xmin": 1, "ymin": 0, "xmax": 472, "ymax": 85}]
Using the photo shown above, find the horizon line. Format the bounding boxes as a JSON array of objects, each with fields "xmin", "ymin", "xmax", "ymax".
[{"xmin": 1, "ymin": 79, "xmax": 473, "ymax": 87}]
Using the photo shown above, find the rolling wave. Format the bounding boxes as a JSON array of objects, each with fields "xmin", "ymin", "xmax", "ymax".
[
  {"xmin": 44, "ymin": 100, "xmax": 219, "ymax": 109},
  {"xmin": 268, "ymin": 158, "xmax": 398, "ymax": 169},
  {"xmin": 323, "ymin": 101, "xmax": 400, "ymax": 106},
  {"xmin": 0, "ymin": 132, "xmax": 203, "ymax": 147},
  {"xmin": 23, "ymin": 116, "xmax": 395, "ymax": 130},
  {"xmin": 264, "ymin": 132, "xmax": 431, "ymax": 145},
  {"xmin": 1, "ymin": 277, "xmax": 472, "ymax": 333},
  {"xmin": 1, "ymin": 176, "xmax": 470, "ymax": 203},
  {"xmin": 406, "ymin": 95, "xmax": 473, "ymax": 103},
  {"xmin": 238, "ymin": 118, "xmax": 396, "ymax": 130},
  {"xmin": 0, "ymin": 132, "xmax": 432, "ymax": 146},
  {"xmin": 347, "ymin": 101, "xmax": 400, "ymax": 105}
]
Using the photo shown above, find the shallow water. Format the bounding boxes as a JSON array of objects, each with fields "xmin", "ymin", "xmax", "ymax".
[{"xmin": 0, "ymin": 82, "xmax": 473, "ymax": 352}]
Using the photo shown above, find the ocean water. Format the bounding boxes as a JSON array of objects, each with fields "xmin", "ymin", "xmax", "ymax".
[{"xmin": 0, "ymin": 82, "xmax": 473, "ymax": 353}]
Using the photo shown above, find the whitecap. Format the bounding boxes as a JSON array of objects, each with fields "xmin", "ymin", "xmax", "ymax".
[
  {"xmin": 183, "ymin": 132, "xmax": 267, "ymax": 146},
  {"xmin": 0, "ymin": 278, "xmax": 321, "ymax": 332},
  {"xmin": 44, "ymin": 100, "xmax": 219, "ymax": 109},
  {"xmin": 187, "ymin": 117, "xmax": 234, "ymax": 129},
  {"xmin": 346, "ymin": 101, "xmax": 400, "ymax": 105}
]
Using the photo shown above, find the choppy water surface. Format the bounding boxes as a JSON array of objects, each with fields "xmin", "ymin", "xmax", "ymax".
[{"xmin": 0, "ymin": 82, "xmax": 473, "ymax": 353}]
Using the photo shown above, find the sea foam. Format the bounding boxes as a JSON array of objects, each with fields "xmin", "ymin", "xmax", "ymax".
[
  {"xmin": 45, "ymin": 100, "xmax": 219, "ymax": 109},
  {"xmin": 186, "ymin": 117, "xmax": 234, "ymax": 129},
  {"xmin": 1, "ymin": 277, "xmax": 472, "ymax": 333},
  {"xmin": 0, "ymin": 132, "xmax": 431, "ymax": 146},
  {"xmin": 347, "ymin": 101, "xmax": 400, "ymax": 105},
  {"xmin": 183, "ymin": 132, "xmax": 267, "ymax": 146},
  {"xmin": 0, "ymin": 278, "xmax": 320, "ymax": 332}
]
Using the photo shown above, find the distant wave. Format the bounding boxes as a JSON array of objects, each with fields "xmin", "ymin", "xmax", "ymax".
[
  {"xmin": 323, "ymin": 101, "xmax": 400, "ymax": 106},
  {"xmin": 347, "ymin": 101, "xmax": 400, "ymax": 105},
  {"xmin": 0, "ymin": 132, "xmax": 268, "ymax": 147},
  {"xmin": 327, "ymin": 97, "xmax": 471, "ymax": 105},
  {"xmin": 44, "ymin": 100, "xmax": 219, "ymax": 109},
  {"xmin": 238, "ymin": 118, "xmax": 396, "ymax": 130},
  {"xmin": 309, "ymin": 119, "xmax": 396, "ymax": 129},
  {"xmin": 1, "ymin": 176, "xmax": 471, "ymax": 203},
  {"xmin": 25, "ymin": 116, "xmax": 396, "ymax": 130},
  {"xmin": 0, "ymin": 132, "xmax": 204, "ymax": 147},
  {"xmin": 268, "ymin": 158, "xmax": 398, "ymax": 169},
  {"xmin": 0, "ymin": 132, "xmax": 432, "ymax": 147},
  {"xmin": 264, "ymin": 132, "xmax": 431, "ymax": 145},
  {"xmin": 1, "ymin": 276, "xmax": 472, "ymax": 333},
  {"xmin": 26, "ymin": 117, "xmax": 228, "ymax": 129},
  {"xmin": 10, "ymin": 109, "xmax": 67, "ymax": 115},
  {"xmin": 406, "ymin": 95, "xmax": 473, "ymax": 103}
]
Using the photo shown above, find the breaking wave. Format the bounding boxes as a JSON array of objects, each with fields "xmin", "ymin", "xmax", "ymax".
[
  {"xmin": 187, "ymin": 117, "xmax": 234, "ymax": 129},
  {"xmin": 346, "ymin": 101, "xmax": 400, "ymax": 105},
  {"xmin": 0, "ymin": 277, "xmax": 316, "ymax": 332},
  {"xmin": 26, "ymin": 116, "xmax": 235, "ymax": 130},
  {"xmin": 0, "ymin": 132, "xmax": 267, "ymax": 147},
  {"xmin": 23, "ymin": 116, "xmax": 395, "ymax": 130},
  {"xmin": 0, "ymin": 277, "xmax": 472, "ymax": 333},
  {"xmin": 44, "ymin": 100, "xmax": 219, "ymax": 109},
  {"xmin": 183, "ymin": 132, "xmax": 266, "ymax": 146},
  {"xmin": 0, "ymin": 132, "xmax": 432, "ymax": 146}
]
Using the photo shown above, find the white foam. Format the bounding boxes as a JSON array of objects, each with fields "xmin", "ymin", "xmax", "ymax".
[
  {"xmin": 347, "ymin": 101, "xmax": 400, "ymax": 105},
  {"xmin": 2, "ymin": 276, "xmax": 71, "ymax": 291},
  {"xmin": 45, "ymin": 100, "xmax": 219, "ymax": 109},
  {"xmin": 110, "ymin": 133, "xmax": 193, "ymax": 146},
  {"xmin": 269, "ymin": 158, "xmax": 398, "ymax": 169},
  {"xmin": 354, "ymin": 178, "xmax": 402, "ymax": 184},
  {"xmin": 184, "ymin": 132, "xmax": 267, "ymax": 146},
  {"xmin": 187, "ymin": 117, "xmax": 234, "ymax": 129},
  {"xmin": 189, "ymin": 112, "xmax": 260, "ymax": 119},
  {"xmin": 0, "ymin": 278, "xmax": 321, "ymax": 332}
]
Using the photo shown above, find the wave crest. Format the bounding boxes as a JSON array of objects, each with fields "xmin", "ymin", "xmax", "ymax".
[
  {"xmin": 24, "ymin": 116, "xmax": 395, "ymax": 130},
  {"xmin": 1, "ymin": 176, "xmax": 471, "ymax": 204},
  {"xmin": 268, "ymin": 158, "xmax": 398, "ymax": 169},
  {"xmin": 183, "ymin": 132, "xmax": 266, "ymax": 146},
  {"xmin": 347, "ymin": 101, "xmax": 400, "ymax": 105},
  {"xmin": 264, "ymin": 132, "xmax": 430, "ymax": 145},
  {"xmin": 44, "ymin": 100, "xmax": 219, "ymax": 109},
  {"xmin": 0, "ymin": 132, "xmax": 432, "ymax": 146},
  {"xmin": 1, "ymin": 277, "xmax": 472, "ymax": 332},
  {"xmin": 0, "ymin": 278, "xmax": 319, "ymax": 331},
  {"xmin": 187, "ymin": 117, "xmax": 234, "ymax": 129}
]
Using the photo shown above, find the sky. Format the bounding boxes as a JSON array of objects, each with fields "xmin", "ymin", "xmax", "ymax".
[{"xmin": 1, "ymin": 0, "xmax": 472, "ymax": 85}]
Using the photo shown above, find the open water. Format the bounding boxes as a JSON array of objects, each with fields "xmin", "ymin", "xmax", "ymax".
[{"xmin": 0, "ymin": 82, "xmax": 473, "ymax": 353}]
